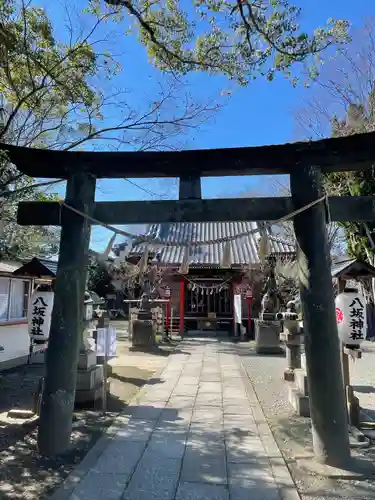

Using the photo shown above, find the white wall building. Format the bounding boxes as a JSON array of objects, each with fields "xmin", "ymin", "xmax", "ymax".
[{"xmin": 0, "ymin": 261, "xmax": 34, "ymax": 370}]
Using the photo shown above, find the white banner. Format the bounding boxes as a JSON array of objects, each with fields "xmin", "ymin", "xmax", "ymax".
[
  {"xmin": 234, "ymin": 294, "xmax": 242, "ymax": 324},
  {"xmin": 28, "ymin": 291, "xmax": 54, "ymax": 341},
  {"xmin": 96, "ymin": 327, "xmax": 117, "ymax": 357}
]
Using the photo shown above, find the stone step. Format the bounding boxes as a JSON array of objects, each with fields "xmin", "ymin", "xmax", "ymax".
[
  {"xmin": 7, "ymin": 409, "xmax": 35, "ymax": 419},
  {"xmin": 288, "ymin": 384, "xmax": 310, "ymax": 417}
]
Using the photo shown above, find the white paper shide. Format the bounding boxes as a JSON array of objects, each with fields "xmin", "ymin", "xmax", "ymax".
[
  {"xmin": 96, "ymin": 327, "xmax": 117, "ymax": 357},
  {"xmin": 28, "ymin": 291, "xmax": 54, "ymax": 341}
]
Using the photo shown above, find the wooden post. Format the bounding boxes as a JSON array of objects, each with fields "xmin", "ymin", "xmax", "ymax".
[
  {"xmin": 290, "ymin": 165, "xmax": 350, "ymax": 466},
  {"xmin": 231, "ymin": 282, "xmax": 236, "ymax": 336},
  {"xmin": 165, "ymin": 301, "xmax": 170, "ymax": 330},
  {"xmin": 38, "ymin": 172, "xmax": 96, "ymax": 456},
  {"xmin": 246, "ymin": 293, "xmax": 253, "ymax": 339},
  {"xmin": 338, "ymin": 278, "xmax": 350, "ymax": 391},
  {"xmin": 247, "ymin": 301, "xmax": 251, "ymax": 337},
  {"xmin": 179, "ymin": 279, "xmax": 185, "ymax": 335}
]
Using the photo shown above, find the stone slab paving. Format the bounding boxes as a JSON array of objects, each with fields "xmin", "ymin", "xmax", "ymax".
[{"xmin": 55, "ymin": 339, "xmax": 299, "ymax": 500}]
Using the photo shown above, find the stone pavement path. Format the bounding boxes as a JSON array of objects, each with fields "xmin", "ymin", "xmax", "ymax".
[{"xmin": 58, "ymin": 339, "xmax": 299, "ymax": 500}]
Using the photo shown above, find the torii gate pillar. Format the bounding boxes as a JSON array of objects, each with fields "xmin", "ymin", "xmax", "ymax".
[
  {"xmin": 38, "ymin": 172, "xmax": 96, "ymax": 456},
  {"xmin": 290, "ymin": 165, "xmax": 350, "ymax": 466}
]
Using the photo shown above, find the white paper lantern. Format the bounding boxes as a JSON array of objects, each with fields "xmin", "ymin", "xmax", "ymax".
[
  {"xmin": 28, "ymin": 291, "xmax": 54, "ymax": 341},
  {"xmin": 335, "ymin": 290, "xmax": 366, "ymax": 345}
]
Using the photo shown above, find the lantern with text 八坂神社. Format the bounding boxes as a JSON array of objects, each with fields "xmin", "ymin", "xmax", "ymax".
[
  {"xmin": 335, "ymin": 290, "xmax": 366, "ymax": 346},
  {"xmin": 28, "ymin": 291, "xmax": 54, "ymax": 342}
]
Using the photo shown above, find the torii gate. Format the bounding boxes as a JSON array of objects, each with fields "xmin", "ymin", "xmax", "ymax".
[{"xmin": 4, "ymin": 130, "xmax": 375, "ymax": 465}]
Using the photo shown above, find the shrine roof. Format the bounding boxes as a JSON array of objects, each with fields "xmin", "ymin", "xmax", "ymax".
[
  {"xmin": 13, "ymin": 257, "xmax": 58, "ymax": 278},
  {"xmin": 0, "ymin": 260, "xmax": 23, "ymax": 275},
  {"xmin": 130, "ymin": 221, "xmax": 294, "ymax": 267},
  {"xmin": 1, "ymin": 130, "xmax": 375, "ymax": 178},
  {"xmin": 331, "ymin": 257, "xmax": 375, "ymax": 279}
]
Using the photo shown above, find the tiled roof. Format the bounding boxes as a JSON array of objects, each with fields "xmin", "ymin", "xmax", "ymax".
[
  {"xmin": 331, "ymin": 257, "xmax": 355, "ymax": 278},
  {"xmin": 0, "ymin": 260, "xmax": 23, "ymax": 274},
  {"xmin": 130, "ymin": 222, "xmax": 294, "ymax": 266},
  {"xmin": 37, "ymin": 259, "xmax": 58, "ymax": 276},
  {"xmin": 12, "ymin": 257, "xmax": 58, "ymax": 277},
  {"xmin": 331, "ymin": 256, "xmax": 375, "ymax": 279}
]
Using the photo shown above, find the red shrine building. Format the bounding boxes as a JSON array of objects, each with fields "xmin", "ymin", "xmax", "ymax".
[
  {"xmin": 128, "ymin": 221, "xmax": 294, "ymax": 336},
  {"xmin": 117, "ymin": 175, "xmax": 293, "ymax": 336}
]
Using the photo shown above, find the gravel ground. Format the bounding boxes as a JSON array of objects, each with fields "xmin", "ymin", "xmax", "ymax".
[
  {"xmin": 239, "ymin": 341, "xmax": 375, "ymax": 500},
  {"xmin": 0, "ymin": 321, "xmax": 174, "ymax": 500}
]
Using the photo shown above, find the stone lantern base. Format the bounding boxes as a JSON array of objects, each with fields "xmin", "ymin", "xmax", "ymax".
[
  {"xmin": 76, "ymin": 352, "xmax": 106, "ymax": 404},
  {"xmin": 75, "ymin": 324, "xmax": 105, "ymax": 406}
]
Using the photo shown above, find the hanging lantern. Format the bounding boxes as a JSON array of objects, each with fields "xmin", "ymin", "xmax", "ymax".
[
  {"xmin": 179, "ymin": 246, "xmax": 190, "ymax": 274},
  {"xmin": 335, "ymin": 289, "xmax": 366, "ymax": 346},
  {"xmin": 220, "ymin": 240, "xmax": 232, "ymax": 268},
  {"xmin": 28, "ymin": 290, "xmax": 54, "ymax": 342}
]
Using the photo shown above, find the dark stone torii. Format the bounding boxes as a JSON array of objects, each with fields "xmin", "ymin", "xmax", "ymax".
[{"xmin": 3, "ymin": 130, "xmax": 375, "ymax": 465}]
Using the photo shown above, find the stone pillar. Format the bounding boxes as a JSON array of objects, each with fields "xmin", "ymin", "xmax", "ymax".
[
  {"xmin": 280, "ymin": 320, "xmax": 302, "ymax": 381},
  {"xmin": 153, "ymin": 306, "xmax": 163, "ymax": 335},
  {"xmin": 129, "ymin": 307, "xmax": 138, "ymax": 341},
  {"xmin": 288, "ymin": 366, "xmax": 311, "ymax": 418}
]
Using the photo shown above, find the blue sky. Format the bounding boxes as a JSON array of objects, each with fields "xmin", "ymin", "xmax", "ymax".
[{"xmin": 37, "ymin": 0, "xmax": 373, "ymax": 251}]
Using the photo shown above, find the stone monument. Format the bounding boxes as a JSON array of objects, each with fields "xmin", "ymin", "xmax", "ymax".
[{"xmin": 132, "ymin": 295, "xmax": 157, "ymax": 348}]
